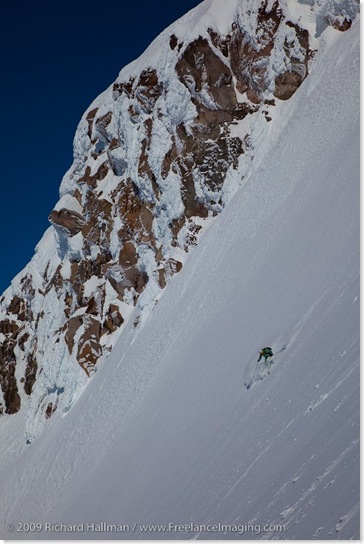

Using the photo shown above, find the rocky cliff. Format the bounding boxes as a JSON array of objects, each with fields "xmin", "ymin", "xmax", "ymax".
[{"xmin": 0, "ymin": 0, "xmax": 358, "ymax": 441}]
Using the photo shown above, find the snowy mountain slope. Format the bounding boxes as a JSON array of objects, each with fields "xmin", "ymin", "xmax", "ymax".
[
  {"xmin": 0, "ymin": 15, "xmax": 359, "ymax": 541},
  {"xmin": 0, "ymin": 0, "xmax": 359, "ymax": 444}
]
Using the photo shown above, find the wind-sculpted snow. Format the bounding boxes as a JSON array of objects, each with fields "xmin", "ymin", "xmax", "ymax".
[{"xmin": 0, "ymin": 0, "xmax": 359, "ymax": 443}]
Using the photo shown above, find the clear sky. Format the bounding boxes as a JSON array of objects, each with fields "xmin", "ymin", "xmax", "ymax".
[{"xmin": 0, "ymin": 0, "xmax": 200, "ymax": 295}]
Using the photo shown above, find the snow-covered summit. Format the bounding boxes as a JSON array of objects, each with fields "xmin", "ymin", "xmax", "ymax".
[{"xmin": 0, "ymin": 0, "xmax": 359, "ymax": 443}]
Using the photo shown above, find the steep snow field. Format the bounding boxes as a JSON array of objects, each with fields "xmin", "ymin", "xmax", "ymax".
[{"xmin": 0, "ymin": 19, "xmax": 359, "ymax": 541}]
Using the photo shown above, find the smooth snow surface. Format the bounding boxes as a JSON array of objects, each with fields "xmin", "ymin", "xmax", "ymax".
[{"xmin": 0, "ymin": 20, "xmax": 359, "ymax": 542}]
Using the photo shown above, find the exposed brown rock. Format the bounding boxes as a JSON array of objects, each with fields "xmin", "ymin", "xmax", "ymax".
[
  {"xmin": 0, "ymin": 363, "xmax": 20, "ymax": 414},
  {"xmin": 86, "ymin": 108, "xmax": 98, "ymax": 139},
  {"xmin": 128, "ymin": 104, "xmax": 139, "ymax": 122},
  {"xmin": 103, "ymin": 304, "xmax": 124, "ymax": 334},
  {"xmin": 106, "ymin": 266, "xmax": 128, "ymax": 298},
  {"xmin": 112, "ymin": 78, "xmax": 135, "ymax": 100},
  {"xmin": 170, "ymin": 216, "xmax": 186, "ymax": 246},
  {"xmin": 45, "ymin": 402, "xmax": 56, "ymax": 419},
  {"xmin": 0, "ymin": 319, "xmax": 19, "ymax": 335},
  {"xmin": 24, "ymin": 353, "xmax": 37, "ymax": 396},
  {"xmin": 257, "ymin": 0, "xmax": 283, "ymax": 54},
  {"xmin": 170, "ymin": 34, "xmax": 178, "ymax": 50},
  {"xmin": 65, "ymin": 316, "xmax": 83, "ymax": 354},
  {"xmin": 7, "ymin": 295, "xmax": 30, "ymax": 321},
  {"xmin": 183, "ymin": 220, "xmax": 203, "ymax": 251},
  {"xmin": 73, "ymin": 258, "xmax": 90, "ymax": 285},
  {"xmin": 158, "ymin": 268, "xmax": 166, "ymax": 289},
  {"xmin": 35, "ymin": 310, "xmax": 44, "ymax": 329},
  {"xmin": 73, "ymin": 188, "xmax": 83, "ymax": 204},
  {"xmin": 274, "ymin": 69, "xmax": 305, "ymax": 100},
  {"xmin": 179, "ymin": 170, "xmax": 209, "ymax": 219},
  {"xmin": 207, "ymin": 27, "xmax": 231, "ymax": 57},
  {"xmin": 329, "ymin": 18, "xmax": 352, "ymax": 32},
  {"xmin": 78, "ymin": 162, "xmax": 109, "ymax": 188},
  {"xmin": 85, "ymin": 286, "xmax": 106, "ymax": 317},
  {"xmin": 116, "ymin": 181, "xmax": 156, "ymax": 245},
  {"xmin": 134, "ymin": 270, "xmax": 149, "ymax": 294},
  {"xmin": 165, "ymin": 39, "xmax": 248, "ymax": 214},
  {"xmin": 95, "ymin": 111, "xmax": 113, "ymax": 142},
  {"xmin": 109, "ymin": 137, "xmax": 120, "ymax": 151},
  {"xmin": 228, "ymin": 2, "xmax": 284, "ymax": 103},
  {"xmin": 70, "ymin": 254, "xmax": 112, "ymax": 309},
  {"xmin": 20, "ymin": 274, "xmax": 35, "ymax": 300},
  {"xmin": 135, "ymin": 69, "xmax": 163, "ymax": 113},
  {"xmin": 156, "ymin": 259, "xmax": 182, "ymax": 289},
  {"xmin": 176, "ymin": 120, "xmax": 244, "ymax": 200},
  {"xmin": 107, "ymin": 140, "xmax": 127, "ymax": 176},
  {"xmin": 49, "ymin": 208, "xmax": 86, "ymax": 236},
  {"xmin": 82, "ymin": 195, "xmax": 113, "ymax": 252},
  {"xmin": 8, "ymin": 296, "xmax": 22, "ymax": 316},
  {"xmin": 46, "ymin": 264, "xmax": 64, "ymax": 295},
  {"xmin": 274, "ymin": 22, "xmax": 310, "ymax": 100},
  {"xmin": 86, "ymin": 297, "xmax": 98, "ymax": 316},
  {"xmin": 77, "ymin": 316, "xmax": 102, "ymax": 375},
  {"xmin": 18, "ymin": 332, "xmax": 30, "ymax": 351},
  {"xmin": 64, "ymin": 292, "xmax": 73, "ymax": 317},
  {"xmin": 176, "ymin": 37, "xmax": 237, "ymax": 113},
  {"xmin": 119, "ymin": 241, "xmax": 138, "ymax": 268},
  {"xmin": 165, "ymin": 258, "xmax": 183, "ymax": 276},
  {"xmin": 129, "ymin": 266, "xmax": 146, "ymax": 292}
]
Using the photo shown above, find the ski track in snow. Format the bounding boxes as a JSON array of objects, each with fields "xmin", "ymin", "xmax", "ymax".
[{"xmin": 0, "ymin": 13, "xmax": 359, "ymax": 543}]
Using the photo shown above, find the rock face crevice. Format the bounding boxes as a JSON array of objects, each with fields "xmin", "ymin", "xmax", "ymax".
[{"xmin": 0, "ymin": 0, "xmax": 358, "ymax": 434}]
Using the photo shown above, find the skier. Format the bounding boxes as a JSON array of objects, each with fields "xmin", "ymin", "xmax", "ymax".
[{"xmin": 257, "ymin": 346, "xmax": 273, "ymax": 362}]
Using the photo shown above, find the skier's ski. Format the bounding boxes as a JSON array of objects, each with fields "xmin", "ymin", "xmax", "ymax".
[{"xmin": 245, "ymin": 358, "xmax": 274, "ymax": 389}]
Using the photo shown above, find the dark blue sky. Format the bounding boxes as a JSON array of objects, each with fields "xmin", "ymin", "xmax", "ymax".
[{"xmin": 0, "ymin": 0, "xmax": 200, "ymax": 294}]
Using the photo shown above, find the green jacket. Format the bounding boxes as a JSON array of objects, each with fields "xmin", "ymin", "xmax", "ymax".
[{"xmin": 258, "ymin": 347, "xmax": 273, "ymax": 361}]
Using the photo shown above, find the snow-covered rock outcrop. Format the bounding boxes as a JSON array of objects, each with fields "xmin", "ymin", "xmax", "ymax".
[{"xmin": 0, "ymin": 0, "xmax": 358, "ymax": 442}]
